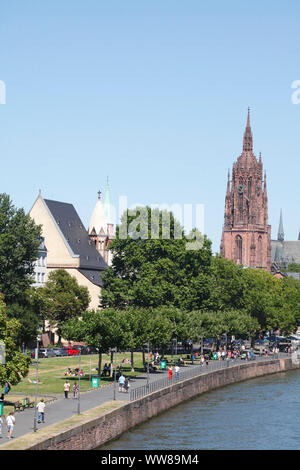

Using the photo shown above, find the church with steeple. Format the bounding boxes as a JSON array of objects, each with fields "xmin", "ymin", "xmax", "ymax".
[{"xmin": 220, "ymin": 109, "xmax": 272, "ymax": 270}]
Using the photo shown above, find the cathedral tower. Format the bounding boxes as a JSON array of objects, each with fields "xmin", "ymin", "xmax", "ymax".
[{"xmin": 220, "ymin": 109, "xmax": 271, "ymax": 270}]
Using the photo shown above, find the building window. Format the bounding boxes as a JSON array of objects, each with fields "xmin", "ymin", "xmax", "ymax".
[
  {"xmin": 257, "ymin": 236, "xmax": 262, "ymax": 267},
  {"xmin": 235, "ymin": 235, "xmax": 243, "ymax": 264}
]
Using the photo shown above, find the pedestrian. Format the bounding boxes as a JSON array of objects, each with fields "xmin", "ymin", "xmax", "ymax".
[
  {"xmin": 64, "ymin": 380, "xmax": 70, "ymax": 398},
  {"xmin": 175, "ymin": 364, "xmax": 180, "ymax": 379},
  {"xmin": 168, "ymin": 365, "xmax": 173, "ymax": 380},
  {"xmin": 37, "ymin": 399, "xmax": 46, "ymax": 423},
  {"xmin": 73, "ymin": 381, "xmax": 79, "ymax": 399},
  {"xmin": 123, "ymin": 377, "xmax": 130, "ymax": 393},
  {"xmin": 0, "ymin": 415, "xmax": 3, "ymax": 438},
  {"xmin": 118, "ymin": 373, "xmax": 125, "ymax": 392},
  {"xmin": 6, "ymin": 412, "xmax": 15, "ymax": 439},
  {"xmin": 4, "ymin": 382, "xmax": 10, "ymax": 395}
]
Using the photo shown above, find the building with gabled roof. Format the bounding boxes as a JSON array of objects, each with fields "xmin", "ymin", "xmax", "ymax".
[{"xmin": 29, "ymin": 191, "xmax": 107, "ymax": 309}]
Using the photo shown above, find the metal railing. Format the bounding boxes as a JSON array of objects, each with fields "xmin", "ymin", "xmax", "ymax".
[{"xmin": 129, "ymin": 353, "xmax": 289, "ymax": 401}]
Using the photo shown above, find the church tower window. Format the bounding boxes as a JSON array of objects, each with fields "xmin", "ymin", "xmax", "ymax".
[{"xmin": 235, "ymin": 235, "xmax": 243, "ymax": 264}]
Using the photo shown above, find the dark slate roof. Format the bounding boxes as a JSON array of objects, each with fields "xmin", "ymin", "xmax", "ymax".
[
  {"xmin": 271, "ymin": 240, "xmax": 300, "ymax": 265},
  {"xmin": 43, "ymin": 199, "xmax": 107, "ymax": 283},
  {"xmin": 78, "ymin": 269, "xmax": 104, "ymax": 287}
]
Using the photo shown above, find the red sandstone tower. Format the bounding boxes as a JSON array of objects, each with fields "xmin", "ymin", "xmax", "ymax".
[{"xmin": 220, "ymin": 109, "xmax": 271, "ymax": 270}]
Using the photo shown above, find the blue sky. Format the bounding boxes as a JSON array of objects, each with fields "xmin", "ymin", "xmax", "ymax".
[{"xmin": 0, "ymin": 0, "xmax": 300, "ymax": 253}]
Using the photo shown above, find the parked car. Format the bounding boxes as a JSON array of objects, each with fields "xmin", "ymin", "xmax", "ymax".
[
  {"xmin": 253, "ymin": 339, "xmax": 269, "ymax": 351},
  {"xmin": 53, "ymin": 348, "xmax": 69, "ymax": 357},
  {"xmin": 64, "ymin": 347, "xmax": 80, "ymax": 356},
  {"xmin": 29, "ymin": 349, "xmax": 45, "ymax": 359},
  {"xmin": 39, "ymin": 348, "xmax": 48, "ymax": 358},
  {"xmin": 43, "ymin": 348, "xmax": 57, "ymax": 358}
]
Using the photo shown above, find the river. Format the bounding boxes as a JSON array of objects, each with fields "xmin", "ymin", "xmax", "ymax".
[{"xmin": 99, "ymin": 369, "xmax": 300, "ymax": 450}]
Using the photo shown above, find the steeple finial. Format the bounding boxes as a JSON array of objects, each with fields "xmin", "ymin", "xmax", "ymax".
[
  {"xmin": 247, "ymin": 107, "xmax": 251, "ymax": 127},
  {"xmin": 243, "ymin": 107, "xmax": 253, "ymax": 152},
  {"xmin": 97, "ymin": 190, "xmax": 101, "ymax": 200},
  {"xmin": 278, "ymin": 209, "xmax": 284, "ymax": 242}
]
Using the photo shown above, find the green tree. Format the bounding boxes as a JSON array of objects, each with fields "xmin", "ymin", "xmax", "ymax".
[
  {"xmin": 0, "ymin": 295, "xmax": 31, "ymax": 387},
  {"xmin": 6, "ymin": 302, "xmax": 40, "ymax": 349},
  {"xmin": 41, "ymin": 270, "xmax": 90, "ymax": 342},
  {"xmin": 286, "ymin": 263, "xmax": 300, "ymax": 273},
  {"xmin": 61, "ymin": 309, "xmax": 132, "ymax": 378},
  {"xmin": 101, "ymin": 206, "xmax": 213, "ymax": 311},
  {"xmin": 0, "ymin": 193, "xmax": 41, "ymax": 304}
]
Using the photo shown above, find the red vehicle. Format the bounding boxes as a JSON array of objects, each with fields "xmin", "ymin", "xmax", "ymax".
[{"xmin": 64, "ymin": 347, "xmax": 80, "ymax": 356}]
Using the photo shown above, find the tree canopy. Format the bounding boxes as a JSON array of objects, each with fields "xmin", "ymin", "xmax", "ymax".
[
  {"xmin": 101, "ymin": 206, "xmax": 213, "ymax": 311},
  {"xmin": 0, "ymin": 193, "xmax": 41, "ymax": 304},
  {"xmin": 0, "ymin": 295, "xmax": 31, "ymax": 387}
]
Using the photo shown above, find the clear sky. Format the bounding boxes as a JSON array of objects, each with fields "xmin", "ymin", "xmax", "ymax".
[{"xmin": 1, "ymin": 0, "xmax": 300, "ymax": 253}]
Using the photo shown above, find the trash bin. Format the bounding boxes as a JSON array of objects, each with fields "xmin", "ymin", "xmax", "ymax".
[
  {"xmin": 91, "ymin": 376, "xmax": 100, "ymax": 388},
  {"xmin": 160, "ymin": 360, "xmax": 167, "ymax": 370},
  {"xmin": 212, "ymin": 352, "xmax": 218, "ymax": 360},
  {"xmin": 0, "ymin": 401, "xmax": 4, "ymax": 416}
]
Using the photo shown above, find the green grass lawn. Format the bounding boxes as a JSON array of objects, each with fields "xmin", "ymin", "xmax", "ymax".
[
  {"xmin": 7, "ymin": 352, "xmax": 148, "ymax": 397},
  {"xmin": 1, "ymin": 351, "xmax": 192, "ymax": 416}
]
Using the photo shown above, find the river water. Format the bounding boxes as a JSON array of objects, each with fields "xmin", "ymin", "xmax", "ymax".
[{"xmin": 99, "ymin": 369, "xmax": 300, "ymax": 450}]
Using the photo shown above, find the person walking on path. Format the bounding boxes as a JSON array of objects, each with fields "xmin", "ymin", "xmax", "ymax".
[
  {"xmin": 168, "ymin": 365, "xmax": 173, "ymax": 380},
  {"xmin": 118, "ymin": 373, "xmax": 125, "ymax": 392},
  {"xmin": 73, "ymin": 381, "xmax": 79, "ymax": 399},
  {"xmin": 6, "ymin": 412, "xmax": 15, "ymax": 439},
  {"xmin": 37, "ymin": 399, "xmax": 45, "ymax": 423},
  {"xmin": 174, "ymin": 364, "xmax": 179, "ymax": 379},
  {"xmin": 64, "ymin": 380, "xmax": 70, "ymax": 399},
  {"xmin": 0, "ymin": 415, "xmax": 3, "ymax": 438},
  {"xmin": 123, "ymin": 377, "xmax": 130, "ymax": 393}
]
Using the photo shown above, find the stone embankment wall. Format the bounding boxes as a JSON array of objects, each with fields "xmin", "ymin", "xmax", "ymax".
[{"xmin": 28, "ymin": 357, "xmax": 297, "ymax": 450}]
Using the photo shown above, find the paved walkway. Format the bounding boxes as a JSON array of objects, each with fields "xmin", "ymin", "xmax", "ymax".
[{"xmin": 0, "ymin": 355, "xmax": 283, "ymax": 442}]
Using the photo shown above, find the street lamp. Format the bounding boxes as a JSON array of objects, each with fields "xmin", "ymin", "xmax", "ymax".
[
  {"xmin": 109, "ymin": 347, "xmax": 117, "ymax": 400},
  {"xmin": 144, "ymin": 342, "xmax": 150, "ymax": 389},
  {"xmin": 33, "ymin": 334, "xmax": 41, "ymax": 432},
  {"xmin": 77, "ymin": 350, "xmax": 81, "ymax": 415}
]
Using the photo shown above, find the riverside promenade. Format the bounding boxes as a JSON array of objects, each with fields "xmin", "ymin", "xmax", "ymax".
[{"xmin": 0, "ymin": 354, "xmax": 292, "ymax": 448}]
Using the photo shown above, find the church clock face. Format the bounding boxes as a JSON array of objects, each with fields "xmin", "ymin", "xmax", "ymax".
[{"xmin": 237, "ymin": 184, "xmax": 244, "ymax": 194}]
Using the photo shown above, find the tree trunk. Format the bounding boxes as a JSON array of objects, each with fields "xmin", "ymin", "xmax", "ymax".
[
  {"xmin": 110, "ymin": 351, "xmax": 114, "ymax": 377},
  {"xmin": 97, "ymin": 352, "xmax": 102, "ymax": 378},
  {"xmin": 142, "ymin": 348, "xmax": 146, "ymax": 369},
  {"xmin": 131, "ymin": 350, "xmax": 134, "ymax": 371}
]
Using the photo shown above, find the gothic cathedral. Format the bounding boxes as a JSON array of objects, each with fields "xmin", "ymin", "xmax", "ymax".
[{"xmin": 220, "ymin": 109, "xmax": 271, "ymax": 270}]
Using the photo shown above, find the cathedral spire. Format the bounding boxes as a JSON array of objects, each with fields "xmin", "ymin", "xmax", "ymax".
[
  {"xmin": 278, "ymin": 209, "xmax": 284, "ymax": 242},
  {"xmin": 243, "ymin": 107, "xmax": 253, "ymax": 152}
]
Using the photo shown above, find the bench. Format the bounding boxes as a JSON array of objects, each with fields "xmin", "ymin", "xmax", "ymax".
[
  {"xmin": 22, "ymin": 397, "xmax": 35, "ymax": 409},
  {"xmin": 13, "ymin": 401, "xmax": 24, "ymax": 412}
]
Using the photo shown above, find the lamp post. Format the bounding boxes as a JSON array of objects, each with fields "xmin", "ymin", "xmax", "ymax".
[
  {"xmin": 33, "ymin": 334, "xmax": 41, "ymax": 432},
  {"xmin": 109, "ymin": 347, "xmax": 117, "ymax": 400},
  {"xmin": 77, "ymin": 350, "xmax": 81, "ymax": 415},
  {"xmin": 146, "ymin": 341, "xmax": 150, "ymax": 389}
]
